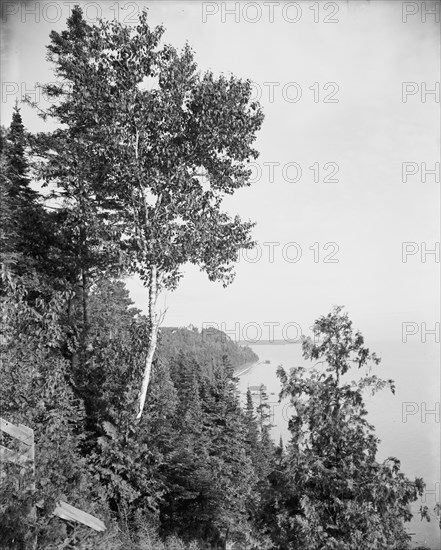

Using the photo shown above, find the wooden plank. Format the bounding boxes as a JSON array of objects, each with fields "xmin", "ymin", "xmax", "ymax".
[
  {"xmin": 0, "ymin": 418, "xmax": 33, "ymax": 445},
  {"xmin": 19, "ymin": 424, "xmax": 36, "ymax": 522},
  {"xmin": 35, "ymin": 500, "xmax": 106, "ymax": 532},
  {"xmin": 19, "ymin": 424, "xmax": 34, "ymax": 437},
  {"xmin": 0, "ymin": 444, "xmax": 30, "ymax": 465},
  {"xmin": 53, "ymin": 501, "xmax": 106, "ymax": 532},
  {"xmin": 1, "ymin": 419, "xmax": 105, "ymax": 533},
  {"xmin": 19, "ymin": 424, "xmax": 34, "ymax": 461}
]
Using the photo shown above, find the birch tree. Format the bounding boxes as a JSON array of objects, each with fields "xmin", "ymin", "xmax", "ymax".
[{"xmin": 44, "ymin": 7, "xmax": 264, "ymax": 420}]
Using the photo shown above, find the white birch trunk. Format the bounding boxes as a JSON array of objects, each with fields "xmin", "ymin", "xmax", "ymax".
[{"xmin": 136, "ymin": 264, "xmax": 160, "ymax": 420}]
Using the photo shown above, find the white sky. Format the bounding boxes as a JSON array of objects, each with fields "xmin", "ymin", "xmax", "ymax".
[{"xmin": 1, "ymin": 0, "xmax": 440, "ymax": 343}]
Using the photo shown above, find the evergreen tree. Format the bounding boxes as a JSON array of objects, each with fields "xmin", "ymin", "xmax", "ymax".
[
  {"xmin": 244, "ymin": 388, "xmax": 260, "ymax": 459},
  {"xmin": 1, "ymin": 108, "xmax": 69, "ymax": 295},
  {"xmin": 4, "ymin": 104, "xmax": 36, "ymax": 202},
  {"xmin": 74, "ymin": 279, "xmax": 145, "ymax": 432},
  {"xmin": 1, "ymin": 107, "xmax": 41, "ymax": 277},
  {"xmin": 277, "ymin": 306, "xmax": 427, "ymax": 550},
  {"xmin": 143, "ymin": 355, "xmax": 179, "ymax": 457},
  {"xmin": 244, "ymin": 386, "xmax": 278, "ymax": 548},
  {"xmin": 0, "ymin": 129, "xmax": 18, "ymax": 269}
]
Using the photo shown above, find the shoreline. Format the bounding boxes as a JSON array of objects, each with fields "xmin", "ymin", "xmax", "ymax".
[{"xmin": 234, "ymin": 360, "xmax": 261, "ymax": 378}]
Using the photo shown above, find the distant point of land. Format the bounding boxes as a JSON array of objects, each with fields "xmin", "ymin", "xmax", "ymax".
[{"xmin": 238, "ymin": 340, "xmax": 302, "ymax": 346}]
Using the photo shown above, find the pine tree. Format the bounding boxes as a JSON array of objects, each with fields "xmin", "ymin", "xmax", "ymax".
[
  {"xmin": 1, "ymin": 106, "xmax": 39, "ymax": 276},
  {"xmin": 144, "ymin": 355, "xmax": 179, "ymax": 456},
  {"xmin": 1, "ymin": 108, "xmax": 67, "ymax": 294},
  {"xmin": 4, "ymin": 104, "xmax": 36, "ymax": 202},
  {"xmin": 201, "ymin": 363, "xmax": 256, "ymax": 548},
  {"xmin": 0, "ymin": 128, "xmax": 18, "ymax": 269},
  {"xmin": 244, "ymin": 388, "xmax": 260, "ymax": 457},
  {"xmin": 77, "ymin": 279, "xmax": 145, "ymax": 432}
]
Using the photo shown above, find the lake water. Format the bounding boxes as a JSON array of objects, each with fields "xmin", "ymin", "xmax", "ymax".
[{"xmin": 236, "ymin": 341, "xmax": 440, "ymax": 550}]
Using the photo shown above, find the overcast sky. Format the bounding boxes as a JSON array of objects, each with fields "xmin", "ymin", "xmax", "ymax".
[{"xmin": 1, "ymin": 0, "xmax": 440, "ymax": 343}]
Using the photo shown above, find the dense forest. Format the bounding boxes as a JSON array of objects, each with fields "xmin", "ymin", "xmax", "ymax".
[
  {"xmin": 0, "ymin": 6, "xmax": 438, "ymax": 550},
  {"xmin": 158, "ymin": 326, "xmax": 258, "ymax": 377}
]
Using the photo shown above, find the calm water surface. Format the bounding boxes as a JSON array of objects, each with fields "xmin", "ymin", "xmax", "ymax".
[{"xmin": 236, "ymin": 341, "xmax": 440, "ymax": 549}]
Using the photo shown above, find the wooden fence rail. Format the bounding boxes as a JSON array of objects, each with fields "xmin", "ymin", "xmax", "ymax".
[{"xmin": 0, "ymin": 417, "xmax": 106, "ymax": 533}]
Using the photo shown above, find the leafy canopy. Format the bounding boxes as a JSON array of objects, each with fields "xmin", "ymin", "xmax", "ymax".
[{"xmin": 44, "ymin": 6, "xmax": 264, "ymax": 290}]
